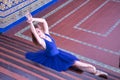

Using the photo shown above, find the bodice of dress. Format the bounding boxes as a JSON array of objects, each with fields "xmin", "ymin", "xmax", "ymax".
[{"xmin": 44, "ymin": 34, "xmax": 59, "ymax": 56}]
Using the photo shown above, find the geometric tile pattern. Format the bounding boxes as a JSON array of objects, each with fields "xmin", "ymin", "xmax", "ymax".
[{"xmin": 0, "ymin": 0, "xmax": 52, "ymax": 32}]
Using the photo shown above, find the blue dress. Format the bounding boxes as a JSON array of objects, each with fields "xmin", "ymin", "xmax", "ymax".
[{"xmin": 25, "ymin": 34, "xmax": 79, "ymax": 72}]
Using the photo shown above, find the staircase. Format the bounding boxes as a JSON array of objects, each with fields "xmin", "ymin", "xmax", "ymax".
[{"xmin": 0, "ymin": 34, "xmax": 119, "ymax": 80}]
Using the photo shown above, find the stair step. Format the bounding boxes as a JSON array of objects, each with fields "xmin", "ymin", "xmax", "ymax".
[{"xmin": 0, "ymin": 34, "xmax": 118, "ymax": 80}]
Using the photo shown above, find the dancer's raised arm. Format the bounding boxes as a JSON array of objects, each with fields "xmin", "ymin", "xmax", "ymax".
[
  {"xmin": 32, "ymin": 18, "xmax": 49, "ymax": 34},
  {"xmin": 25, "ymin": 12, "xmax": 45, "ymax": 47},
  {"xmin": 29, "ymin": 19, "xmax": 45, "ymax": 46}
]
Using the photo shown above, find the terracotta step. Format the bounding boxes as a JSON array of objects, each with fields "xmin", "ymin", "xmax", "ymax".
[{"xmin": 0, "ymin": 34, "xmax": 118, "ymax": 80}]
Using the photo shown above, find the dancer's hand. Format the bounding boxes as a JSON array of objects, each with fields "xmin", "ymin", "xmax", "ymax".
[
  {"xmin": 26, "ymin": 18, "xmax": 33, "ymax": 23},
  {"xmin": 25, "ymin": 12, "xmax": 33, "ymax": 23}
]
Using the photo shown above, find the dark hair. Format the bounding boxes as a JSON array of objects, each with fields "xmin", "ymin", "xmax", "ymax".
[
  {"xmin": 31, "ymin": 32, "xmax": 39, "ymax": 45},
  {"xmin": 34, "ymin": 22, "xmax": 44, "ymax": 31},
  {"xmin": 31, "ymin": 22, "xmax": 44, "ymax": 46}
]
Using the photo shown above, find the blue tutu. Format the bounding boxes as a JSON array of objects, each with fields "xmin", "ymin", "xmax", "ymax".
[{"xmin": 25, "ymin": 34, "xmax": 79, "ymax": 72}]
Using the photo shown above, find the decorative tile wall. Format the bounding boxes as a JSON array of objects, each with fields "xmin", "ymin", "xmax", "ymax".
[{"xmin": 0, "ymin": 0, "xmax": 53, "ymax": 32}]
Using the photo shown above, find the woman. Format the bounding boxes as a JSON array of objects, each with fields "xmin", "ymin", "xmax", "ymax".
[{"xmin": 25, "ymin": 12, "xmax": 108, "ymax": 78}]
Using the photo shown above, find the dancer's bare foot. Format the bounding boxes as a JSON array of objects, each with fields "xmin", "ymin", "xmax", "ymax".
[{"xmin": 95, "ymin": 70, "xmax": 108, "ymax": 79}]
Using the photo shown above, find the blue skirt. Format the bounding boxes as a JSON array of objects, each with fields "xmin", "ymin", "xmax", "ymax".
[{"xmin": 25, "ymin": 49, "xmax": 79, "ymax": 72}]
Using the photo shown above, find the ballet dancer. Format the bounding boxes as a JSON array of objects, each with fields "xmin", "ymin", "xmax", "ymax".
[{"xmin": 25, "ymin": 12, "xmax": 108, "ymax": 79}]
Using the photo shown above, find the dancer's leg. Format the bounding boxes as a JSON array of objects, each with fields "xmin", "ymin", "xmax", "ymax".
[
  {"xmin": 73, "ymin": 61, "xmax": 96, "ymax": 74},
  {"xmin": 73, "ymin": 61, "xmax": 108, "ymax": 78}
]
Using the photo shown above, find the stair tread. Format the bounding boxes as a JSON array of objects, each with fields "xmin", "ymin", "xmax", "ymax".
[{"xmin": 0, "ymin": 34, "xmax": 118, "ymax": 80}]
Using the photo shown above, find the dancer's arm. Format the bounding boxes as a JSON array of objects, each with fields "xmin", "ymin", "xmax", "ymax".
[
  {"xmin": 29, "ymin": 21, "xmax": 45, "ymax": 46},
  {"xmin": 25, "ymin": 12, "xmax": 46, "ymax": 47},
  {"xmin": 25, "ymin": 12, "xmax": 49, "ymax": 34},
  {"xmin": 32, "ymin": 18, "xmax": 49, "ymax": 34}
]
